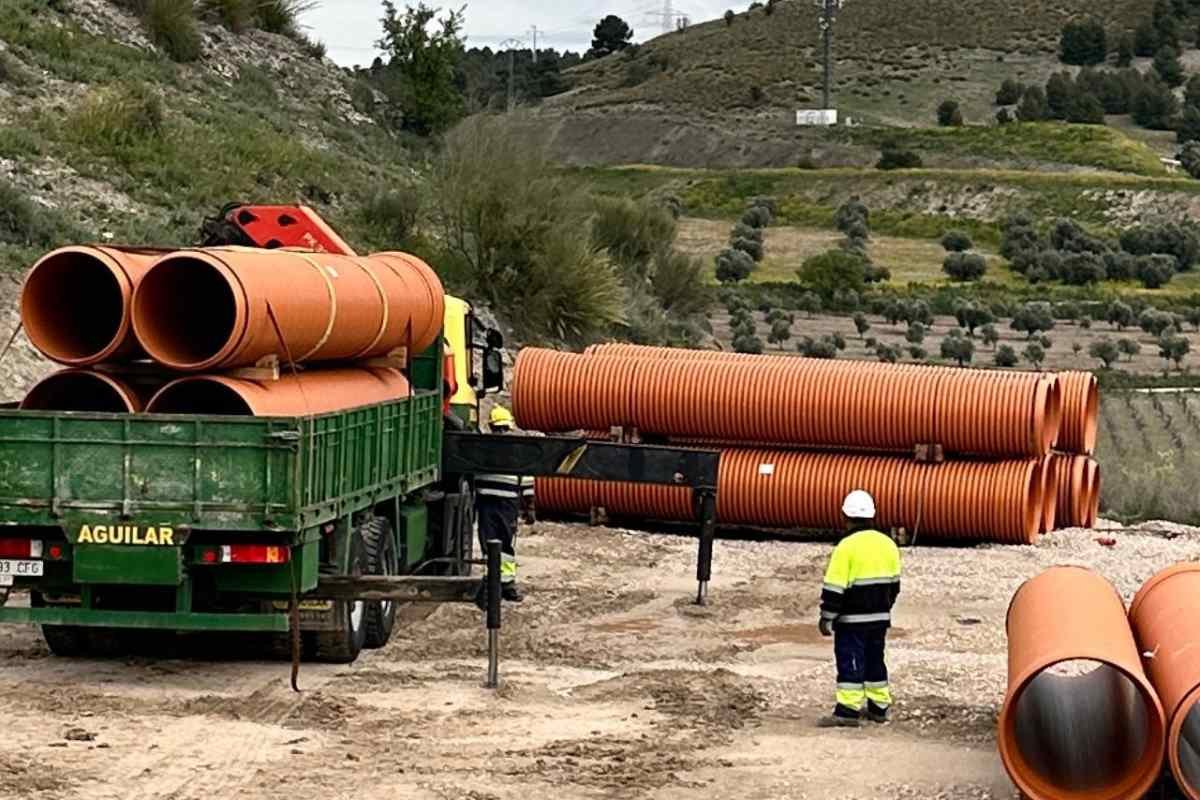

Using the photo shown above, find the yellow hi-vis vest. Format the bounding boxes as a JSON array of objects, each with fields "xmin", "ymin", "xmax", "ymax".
[{"xmin": 819, "ymin": 529, "xmax": 902, "ymax": 626}]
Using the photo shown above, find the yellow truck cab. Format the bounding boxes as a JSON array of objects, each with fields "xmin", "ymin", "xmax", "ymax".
[{"xmin": 442, "ymin": 295, "xmax": 504, "ymax": 430}]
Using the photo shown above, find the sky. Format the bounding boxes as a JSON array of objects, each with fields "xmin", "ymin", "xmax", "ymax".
[{"xmin": 301, "ymin": 1, "xmax": 730, "ymax": 67}]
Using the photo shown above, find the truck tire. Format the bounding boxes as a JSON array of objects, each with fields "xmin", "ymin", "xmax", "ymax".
[
  {"xmin": 426, "ymin": 477, "xmax": 474, "ymax": 576},
  {"xmin": 362, "ymin": 516, "xmax": 397, "ymax": 649},
  {"xmin": 311, "ymin": 528, "xmax": 369, "ymax": 664},
  {"xmin": 32, "ymin": 592, "xmax": 89, "ymax": 657}
]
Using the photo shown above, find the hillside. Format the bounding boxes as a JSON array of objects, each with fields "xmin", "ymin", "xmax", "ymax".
[
  {"xmin": 0, "ymin": 0, "xmax": 411, "ymax": 397},
  {"xmin": 536, "ymin": 0, "xmax": 1149, "ymax": 168}
]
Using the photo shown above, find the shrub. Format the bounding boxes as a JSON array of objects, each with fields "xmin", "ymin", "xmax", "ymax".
[
  {"xmin": 1016, "ymin": 85, "xmax": 1049, "ymax": 121},
  {"xmin": 876, "ymin": 344, "xmax": 900, "ymax": 363},
  {"xmin": 767, "ymin": 319, "xmax": 792, "ymax": 349},
  {"xmin": 1120, "ymin": 222, "xmax": 1200, "ymax": 271},
  {"xmin": 716, "ymin": 248, "xmax": 755, "ymax": 284},
  {"xmin": 954, "ymin": 302, "xmax": 994, "ymax": 335},
  {"xmin": 996, "ymin": 79, "xmax": 1024, "ymax": 106},
  {"xmin": 1012, "ymin": 302, "xmax": 1055, "ymax": 338},
  {"xmin": 1023, "ymin": 342, "xmax": 1046, "ymax": 369},
  {"xmin": 750, "ymin": 196, "xmax": 778, "ymax": 215},
  {"xmin": 733, "ymin": 333, "xmax": 765, "ymax": 354},
  {"xmin": 798, "ymin": 291, "xmax": 822, "ymax": 317},
  {"xmin": 996, "ymin": 108, "xmax": 1013, "ymax": 125},
  {"xmin": 1140, "ymin": 307, "xmax": 1177, "ymax": 336},
  {"xmin": 1060, "ymin": 252, "xmax": 1106, "ymax": 285},
  {"xmin": 796, "ymin": 249, "xmax": 868, "ymax": 299},
  {"xmin": 907, "ymin": 345, "xmax": 926, "ymax": 361},
  {"xmin": 941, "ymin": 331, "xmax": 975, "ymax": 366},
  {"xmin": 200, "ymin": 0, "xmax": 255, "ymax": 31},
  {"xmin": 1178, "ymin": 141, "xmax": 1200, "ymax": 179},
  {"xmin": 1065, "ymin": 92, "xmax": 1105, "ymax": 124},
  {"xmin": 943, "ymin": 252, "xmax": 987, "ymax": 281},
  {"xmin": 1159, "ymin": 333, "xmax": 1191, "ymax": 370},
  {"xmin": 876, "ymin": 139, "xmax": 922, "ymax": 170},
  {"xmin": 741, "ymin": 205, "xmax": 773, "ymax": 229},
  {"xmin": 1089, "ymin": 338, "xmax": 1119, "ymax": 369},
  {"xmin": 995, "ymin": 344, "xmax": 1019, "ymax": 367},
  {"xmin": 980, "ymin": 323, "xmax": 999, "ymax": 349},
  {"xmin": 936, "ymin": 99, "xmax": 964, "ymax": 127},
  {"xmin": 1045, "ymin": 72, "xmax": 1076, "ymax": 120},
  {"xmin": 0, "ymin": 178, "xmax": 79, "ymax": 247},
  {"xmin": 1132, "ymin": 75, "xmax": 1179, "ymax": 130},
  {"xmin": 1078, "ymin": 68, "xmax": 1134, "ymax": 115},
  {"xmin": 1106, "ymin": 300, "xmax": 1135, "ymax": 330},
  {"xmin": 256, "ymin": 0, "xmax": 317, "ymax": 37},
  {"xmin": 141, "ymin": 0, "xmax": 203, "ymax": 62},
  {"xmin": 1135, "ymin": 19, "xmax": 1159, "ymax": 57},
  {"xmin": 852, "ymin": 312, "xmax": 871, "ymax": 338},
  {"xmin": 69, "ymin": 82, "xmax": 165, "ymax": 150},
  {"xmin": 591, "ymin": 196, "xmax": 678, "ymax": 279},
  {"xmin": 1177, "ymin": 106, "xmax": 1200, "ymax": 146},
  {"xmin": 731, "ymin": 236, "xmax": 765, "ymax": 262},
  {"xmin": 730, "ymin": 222, "xmax": 763, "ymax": 244},
  {"xmin": 1103, "ymin": 251, "xmax": 1136, "ymax": 281},
  {"xmin": 905, "ymin": 321, "xmax": 926, "ymax": 345},
  {"xmin": 905, "ymin": 299, "xmax": 934, "ymax": 326},
  {"xmin": 724, "ymin": 9, "xmax": 735, "ymax": 25},
  {"xmin": 1154, "ymin": 45, "xmax": 1185, "ymax": 88},
  {"xmin": 1060, "ymin": 19, "xmax": 1107, "ymax": 66},
  {"xmin": 830, "ymin": 290, "xmax": 861, "ymax": 313},
  {"xmin": 1118, "ymin": 338, "xmax": 1142, "ymax": 361},
  {"xmin": 1136, "ymin": 254, "xmax": 1177, "ymax": 288},
  {"xmin": 1117, "ymin": 33, "xmax": 1134, "ymax": 67},
  {"xmin": 360, "ymin": 188, "xmax": 422, "ymax": 248},
  {"xmin": 941, "ymin": 230, "xmax": 973, "ymax": 252},
  {"xmin": 797, "ymin": 336, "xmax": 838, "ymax": 359}
]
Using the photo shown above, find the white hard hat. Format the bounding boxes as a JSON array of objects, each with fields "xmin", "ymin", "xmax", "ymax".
[{"xmin": 842, "ymin": 490, "xmax": 876, "ymax": 520}]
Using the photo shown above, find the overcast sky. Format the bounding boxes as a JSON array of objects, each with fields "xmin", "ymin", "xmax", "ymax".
[{"xmin": 302, "ymin": 2, "xmax": 730, "ymax": 67}]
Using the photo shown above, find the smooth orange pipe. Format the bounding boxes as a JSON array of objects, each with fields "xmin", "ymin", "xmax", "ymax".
[
  {"xmin": 1129, "ymin": 564, "xmax": 1200, "ymax": 800},
  {"xmin": 538, "ymin": 447, "xmax": 1043, "ymax": 543},
  {"xmin": 1057, "ymin": 371, "xmax": 1099, "ymax": 455},
  {"xmin": 20, "ymin": 246, "xmax": 163, "ymax": 365},
  {"xmin": 146, "ymin": 368, "xmax": 410, "ymax": 416},
  {"xmin": 999, "ymin": 566, "xmax": 1166, "ymax": 800},
  {"xmin": 131, "ymin": 248, "xmax": 444, "ymax": 371},
  {"xmin": 20, "ymin": 369, "xmax": 159, "ymax": 413},
  {"xmin": 516, "ymin": 348, "xmax": 1060, "ymax": 459}
]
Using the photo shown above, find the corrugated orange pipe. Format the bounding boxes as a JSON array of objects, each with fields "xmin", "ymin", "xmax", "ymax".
[
  {"xmin": 146, "ymin": 368, "xmax": 410, "ymax": 416},
  {"xmin": 1129, "ymin": 564, "xmax": 1200, "ymax": 800},
  {"xmin": 131, "ymin": 248, "xmax": 444, "ymax": 371},
  {"xmin": 537, "ymin": 448, "xmax": 1044, "ymax": 543},
  {"xmin": 999, "ymin": 566, "xmax": 1166, "ymax": 800},
  {"xmin": 20, "ymin": 369, "xmax": 160, "ymax": 413},
  {"xmin": 20, "ymin": 246, "xmax": 164, "ymax": 366},
  {"xmin": 515, "ymin": 348, "xmax": 1060, "ymax": 459},
  {"xmin": 1057, "ymin": 371, "xmax": 1099, "ymax": 455},
  {"xmin": 1040, "ymin": 455, "xmax": 1058, "ymax": 533}
]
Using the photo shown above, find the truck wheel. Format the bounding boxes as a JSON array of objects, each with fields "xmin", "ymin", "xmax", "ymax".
[
  {"xmin": 362, "ymin": 516, "xmax": 397, "ymax": 649},
  {"xmin": 427, "ymin": 477, "xmax": 474, "ymax": 576},
  {"xmin": 311, "ymin": 529, "xmax": 369, "ymax": 663}
]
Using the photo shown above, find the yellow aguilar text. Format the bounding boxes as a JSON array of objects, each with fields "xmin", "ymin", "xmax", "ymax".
[{"xmin": 77, "ymin": 524, "xmax": 176, "ymax": 546}]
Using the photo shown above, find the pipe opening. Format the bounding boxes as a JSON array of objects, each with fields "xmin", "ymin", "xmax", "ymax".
[
  {"xmin": 134, "ymin": 258, "xmax": 237, "ymax": 368},
  {"xmin": 149, "ymin": 381, "xmax": 253, "ymax": 416},
  {"xmin": 1012, "ymin": 659, "xmax": 1157, "ymax": 796},
  {"xmin": 21, "ymin": 372, "xmax": 134, "ymax": 413},
  {"xmin": 23, "ymin": 252, "xmax": 124, "ymax": 363},
  {"xmin": 1180, "ymin": 701, "xmax": 1200, "ymax": 795}
]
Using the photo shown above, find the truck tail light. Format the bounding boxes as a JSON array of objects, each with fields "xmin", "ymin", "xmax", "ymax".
[
  {"xmin": 0, "ymin": 539, "xmax": 42, "ymax": 558},
  {"xmin": 201, "ymin": 545, "xmax": 290, "ymax": 565}
]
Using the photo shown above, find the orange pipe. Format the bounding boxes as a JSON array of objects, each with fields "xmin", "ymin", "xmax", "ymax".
[
  {"xmin": 1040, "ymin": 455, "xmax": 1058, "ymax": 533},
  {"xmin": 516, "ymin": 348, "xmax": 1060, "ymax": 458},
  {"xmin": 1129, "ymin": 564, "xmax": 1200, "ymax": 800},
  {"xmin": 538, "ymin": 447, "xmax": 1044, "ymax": 543},
  {"xmin": 999, "ymin": 566, "xmax": 1166, "ymax": 800},
  {"xmin": 1056, "ymin": 371, "xmax": 1099, "ymax": 455},
  {"xmin": 131, "ymin": 248, "xmax": 444, "ymax": 371},
  {"xmin": 20, "ymin": 369, "xmax": 160, "ymax": 413},
  {"xmin": 146, "ymin": 368, "xmax": 410, "ymax": 416},
  {"xmin": 20, "ymin": 246, "xmax": 163, "ymax": 366}
]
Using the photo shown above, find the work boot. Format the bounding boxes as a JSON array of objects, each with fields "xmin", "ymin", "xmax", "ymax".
[
  {"xmin": 817, "ymin": 706, "xmax": 861, "ymax": 728},
  {"xmin": 866, "ymin": 703, "xmax": 890, "ymax": 724},
  {"xmin": 501, "ymin": 583, "xmax": 524, "ymax": 603}
]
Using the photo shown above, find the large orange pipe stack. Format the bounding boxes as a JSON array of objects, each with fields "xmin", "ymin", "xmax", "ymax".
[
  {"xmin": 514, "ymin": 348, "xmax": 1061, "ymax": 459},
  {"xmin": 146, "ymin": 368, "xmax": 411, "ymax": 416},
  {"xmin": 539, "ymin": 448, "xmax": 1045, "ymax": 544},
  {"xmin": 1056, "ymin": 371, "xmax": 1099, "ymax": 456},
  {"xmin": 131, "ymin": 248, "xmax": 444, "ymax": 372},
  {"xmin": 999, "ymin": 566, "xmax": 1166, "ymax": 800},
  {"xmin": 1129, "ymin": 564, "xmax": 1200, "ymax": 800},
  {"xmin": 20, "ymin": 246, "xmax": 163, "ymax": 366}
]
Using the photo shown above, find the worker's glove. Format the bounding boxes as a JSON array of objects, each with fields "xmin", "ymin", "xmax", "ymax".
[{"xmin": 818, "ymin": 618, "xmax": 833, "ymax": 637}]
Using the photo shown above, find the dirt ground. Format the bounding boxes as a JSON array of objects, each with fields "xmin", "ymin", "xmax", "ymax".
[{"xmin": 1, "ymin": 520, "xmax": 1199, "ymax": 800}]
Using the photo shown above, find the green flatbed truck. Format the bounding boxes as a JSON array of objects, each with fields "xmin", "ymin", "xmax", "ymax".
[{"xmin": 0, "ymin": 317, "xmax": 721, "ymax": 666}]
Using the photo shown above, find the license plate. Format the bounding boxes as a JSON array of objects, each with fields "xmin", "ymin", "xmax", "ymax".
[{"xmin": 0, "ymin": 560, "xmax": 43, "ymax": 579}]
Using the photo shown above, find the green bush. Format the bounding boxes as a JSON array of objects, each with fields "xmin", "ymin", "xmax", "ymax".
[
  {"xmin": 942, "ymin": 252, "xmax": 987, "ymax": 281},
  {"xmin": 995, "ymin": 344, "xmax": 1019, "ymax": 367},
  {"xmin": 360, "ymin": 188, "xmax": 422, "ymax": 249},
  {"xmin": 876, "ymin": 139, "xmax": 922, "ymax": 170},
  {"xmin": 199, "ymin": 0, "xmax": 255, "ymax": 32},
  {"xmin": 733, "ymin": 333, "xmax": 764, "ymax": 354},
  {"xmin": 936, "ymin": 99, "xmax": 963, "ymax": 127},
  {"xmin": 940, "ymin": 331, "xmax": 975, "ymax": 366},
  {"xmin": 996, "ymin": 79, "xmax": 1024, "ymax": 106},
  {"xmin": 0, "ymin": 178, "xmax": 79, "ymax": 247},
  {"xmin": 1089, "ymin": 338, "xmax": 1119, "ymax": 368},
  {"xmin": 142, "ymin": 0, "xmax": 202, "ymax": 63},
  {"xmin": 69, "ymin": 82, "xmax": 165, "ymax": 150},
  {"xmin": 256, "ymin": 0, "xmax": 316, "ymax": 36},
  {"xmin": 591, "ymin": 195, "xmax": 677, "ymax": 279},
  {"xmin": 796, "ymin": 249, "xmax": 867, "ymax": 298},
  {"xmin": 941, "ymin": 230, "xmax": 973, "ymax": 252},
  {"xmin": 1059, "ymin": 18, "xmax": 1107, "ymax": 66},
  {"xmin": 1154, "ymin": 45, "xmax": 1185, "ymax": 88},
  {"xmin": 1016, "ymin": 85, "xmax": 1049, "ymax": 121},
  {"xmin": 1132, "ymin": 75, "xmax": 1179, "ymax": 130},
  {"xmin": 716, "ymin": 248, "xmax": 755, "ymax": 284}
]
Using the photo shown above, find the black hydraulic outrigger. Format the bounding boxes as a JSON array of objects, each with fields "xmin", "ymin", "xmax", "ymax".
[{"xmin": 315, "ymin": 433, "xmax": 720, "ymax": 687}]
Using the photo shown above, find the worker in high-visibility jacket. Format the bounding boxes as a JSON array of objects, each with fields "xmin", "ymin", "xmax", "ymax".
[
  {"xmin": 817, "ymin": 490, "xmax": 902, "ymax": 727},
  {"xmin": 475, "ymin": 406, "xmax": 533, "ymax": 602}
]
